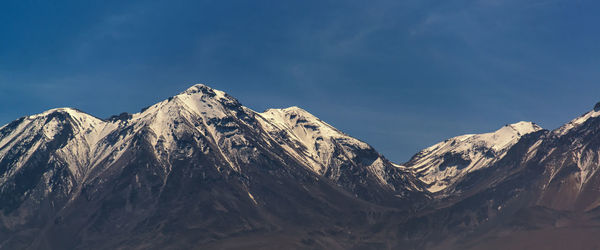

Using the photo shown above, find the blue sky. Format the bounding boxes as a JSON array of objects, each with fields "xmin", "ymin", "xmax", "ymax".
[{"xmin": 1, "ymin": 0, "xmax": 600, "ymax": 162}]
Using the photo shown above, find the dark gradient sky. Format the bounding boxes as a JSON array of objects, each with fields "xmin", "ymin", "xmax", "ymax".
[{"xmin": 2, "ymin": 0, "xmax": 600, "ymax": 162}]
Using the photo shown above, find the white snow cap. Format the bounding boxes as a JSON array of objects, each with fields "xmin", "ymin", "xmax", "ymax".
[
  {"xmin": 181, "ymin": 83, "xmax": 230, "ymax": 101},
  {"xmin": 28, "ymin": 107, "xmax": 85, "ymax": 119},
  {"xmin": 0, "ymin": 84, "xmax": 240, "ymax": 181},
  {"xmin": 407, "ymin": 121, "xmax": 543, "ymax": 193},
  {"xmin": 555, "ymin": 103, "xmax": 600, "ymax": 136},
  {"xmin": 258, "ymin": 106, "xmax": 372, "ymax": 172}
]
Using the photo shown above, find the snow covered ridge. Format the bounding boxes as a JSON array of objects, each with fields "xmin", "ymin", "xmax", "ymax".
[
  {"xmin": 255, "ymin": 106, "xmax": 427, "ymax": 193},
  {"xmin": 405, "ymin": 101, "xmax": 600, "ymax": 194},
  {"xmin": 0, "ymin": 84, "xmax": 241, "ymax": 183},
  {"xmin": 554, "ymin": 105, "xmax": 600, "ymax": 136},
  {"xmin": 4, "ymin": 83, "xmax": 598, "ymax": 198},
  {"xmin": 0, "ymin": 84, "xmax": 423, "ymax": 196},
  {"xmin": 257, "ymin": 106, "xmax": 369, "ymax": 173},
  {"xmin": 405, "ymin": 121, "xmax": 543, "ymax": 193},
  {"xmin": 0, "ymin": 107, "xmax": 113, "ymax": 181}
]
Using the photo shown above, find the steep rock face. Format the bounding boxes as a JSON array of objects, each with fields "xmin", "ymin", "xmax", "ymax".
[
  {"xmin": 535, "ymin": 108, "xmax": 600, "ymax": 211},
  {"xmin": 405, "ymin": 121, "xmax": 543, "ymax": 193}
]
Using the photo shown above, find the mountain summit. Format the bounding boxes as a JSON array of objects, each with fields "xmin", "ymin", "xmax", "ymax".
[
  {"xmin": 405, "ymin": 121, "xmax": 543, "ymax": 193},
  {"xmin": 0, "ymin": 84, "xmax": 427, "ymax": 249},
  {"xmin": 3, "ymin": 84, "xmax": 600, "ymax": 249}
]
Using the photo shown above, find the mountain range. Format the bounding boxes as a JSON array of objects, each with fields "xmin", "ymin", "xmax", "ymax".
[{"xmin": 1, "ymin": 84, "xmax": 600, "ymax": 249}]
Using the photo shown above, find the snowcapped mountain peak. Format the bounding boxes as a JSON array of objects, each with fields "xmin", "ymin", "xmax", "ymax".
[
  {"xmin": 258, "ymin": 107, "xmax": 347, "ymax": 172},
  {"xmin": 406, "ymin": 121, "xmax": 543, "ymax": 193},
  {"xmin": 279, "ymin": 106, "xmax": 310, "ymax": 113},
  {"xmin": 555, "ymin": 104, "xmax": 600, "ymax": 136},
  {"xmin": 0, "ymin": 83, "xmax": 429, "ymax": 228},
  {"xmin": 259, "ymin": 107, "xmax": 349, "ymax": 148},
  {"xmin": 183, "ymin": 83, "xmax": 212, "ymax": 93},
  {"xmin": 180, "ymin": 83, "xmax": 231, "ymax": 102},
  {"xmin": 263, "ymin": 106, "xmax": 308, "ymax": 116},
  {"xmin": 502, "ymin": 121, "xmax": 543, "ymax": 136},
  {"xmin": 257, "ymin": 106, "xmax": 425, "ymax": 193},
  {"xmin": 135, "ymin": 84, "xmax": 242, "ymax": 122},
  {"xmin": 23, "ymin": 108, "xmax": 107, "ymax": 137},
  {"xmin": 0, "ymin": 107, "xmax": 116, "ymax": 182},
  {"xmin": 166, "ymin": 84, "xmax": 242, "ymax": 115},
  {"xmin": 28, "ymin": 107, "xmax": 87, "ymax": 120}
]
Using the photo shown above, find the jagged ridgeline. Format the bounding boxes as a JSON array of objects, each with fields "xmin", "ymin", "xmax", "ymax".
[
  {"xmin": 2, "ymin": 84, "xmax": 600, "ymax": 249},
  {"xmin": 0, "ymin": 84, "xmax": 427, "ymax": 249}
]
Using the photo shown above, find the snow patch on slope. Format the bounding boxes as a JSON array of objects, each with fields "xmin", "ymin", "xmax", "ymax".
[
  {"xmin": 256, "ymin": 106, "xmax": 418, "ymax": 192},
  {"xmin": 0, "ymin": 108, "xmax": 114, "ymax": 181},
  {"xmin": 406, "ymin": 121, "xmax": 542, "ymax": 193},
  {"xmin": 258, "ymin": 106, "xmax": 370, "ymax": 173},
  {"xmin": 554, "ymin": 108, "xmax": 600, "ymax": 136},
  {"xmin": 0, "ymin": 84, "xmax": 423, "ymax": 196}
]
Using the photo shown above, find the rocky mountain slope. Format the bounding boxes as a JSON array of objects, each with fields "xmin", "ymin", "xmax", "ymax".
[
  {"xmin": 398, "ymin": 104, "xmax": 600, "ymax": 249},
  {"xmin": 2, "ymin": 84, "xmax": 600, "ymax": 249},
  {"xmin": 0, "ymin": 84, "xmax": 427, "ymax": 249},
  {"xmin": 404, "ymin": 121, "xmax": 543, "ymax": 193}
]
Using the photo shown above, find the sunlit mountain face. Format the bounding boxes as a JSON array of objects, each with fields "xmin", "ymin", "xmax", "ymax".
[{"xmin": 2, "ymin": 85, "xmax": 600, "ymax": 249}]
